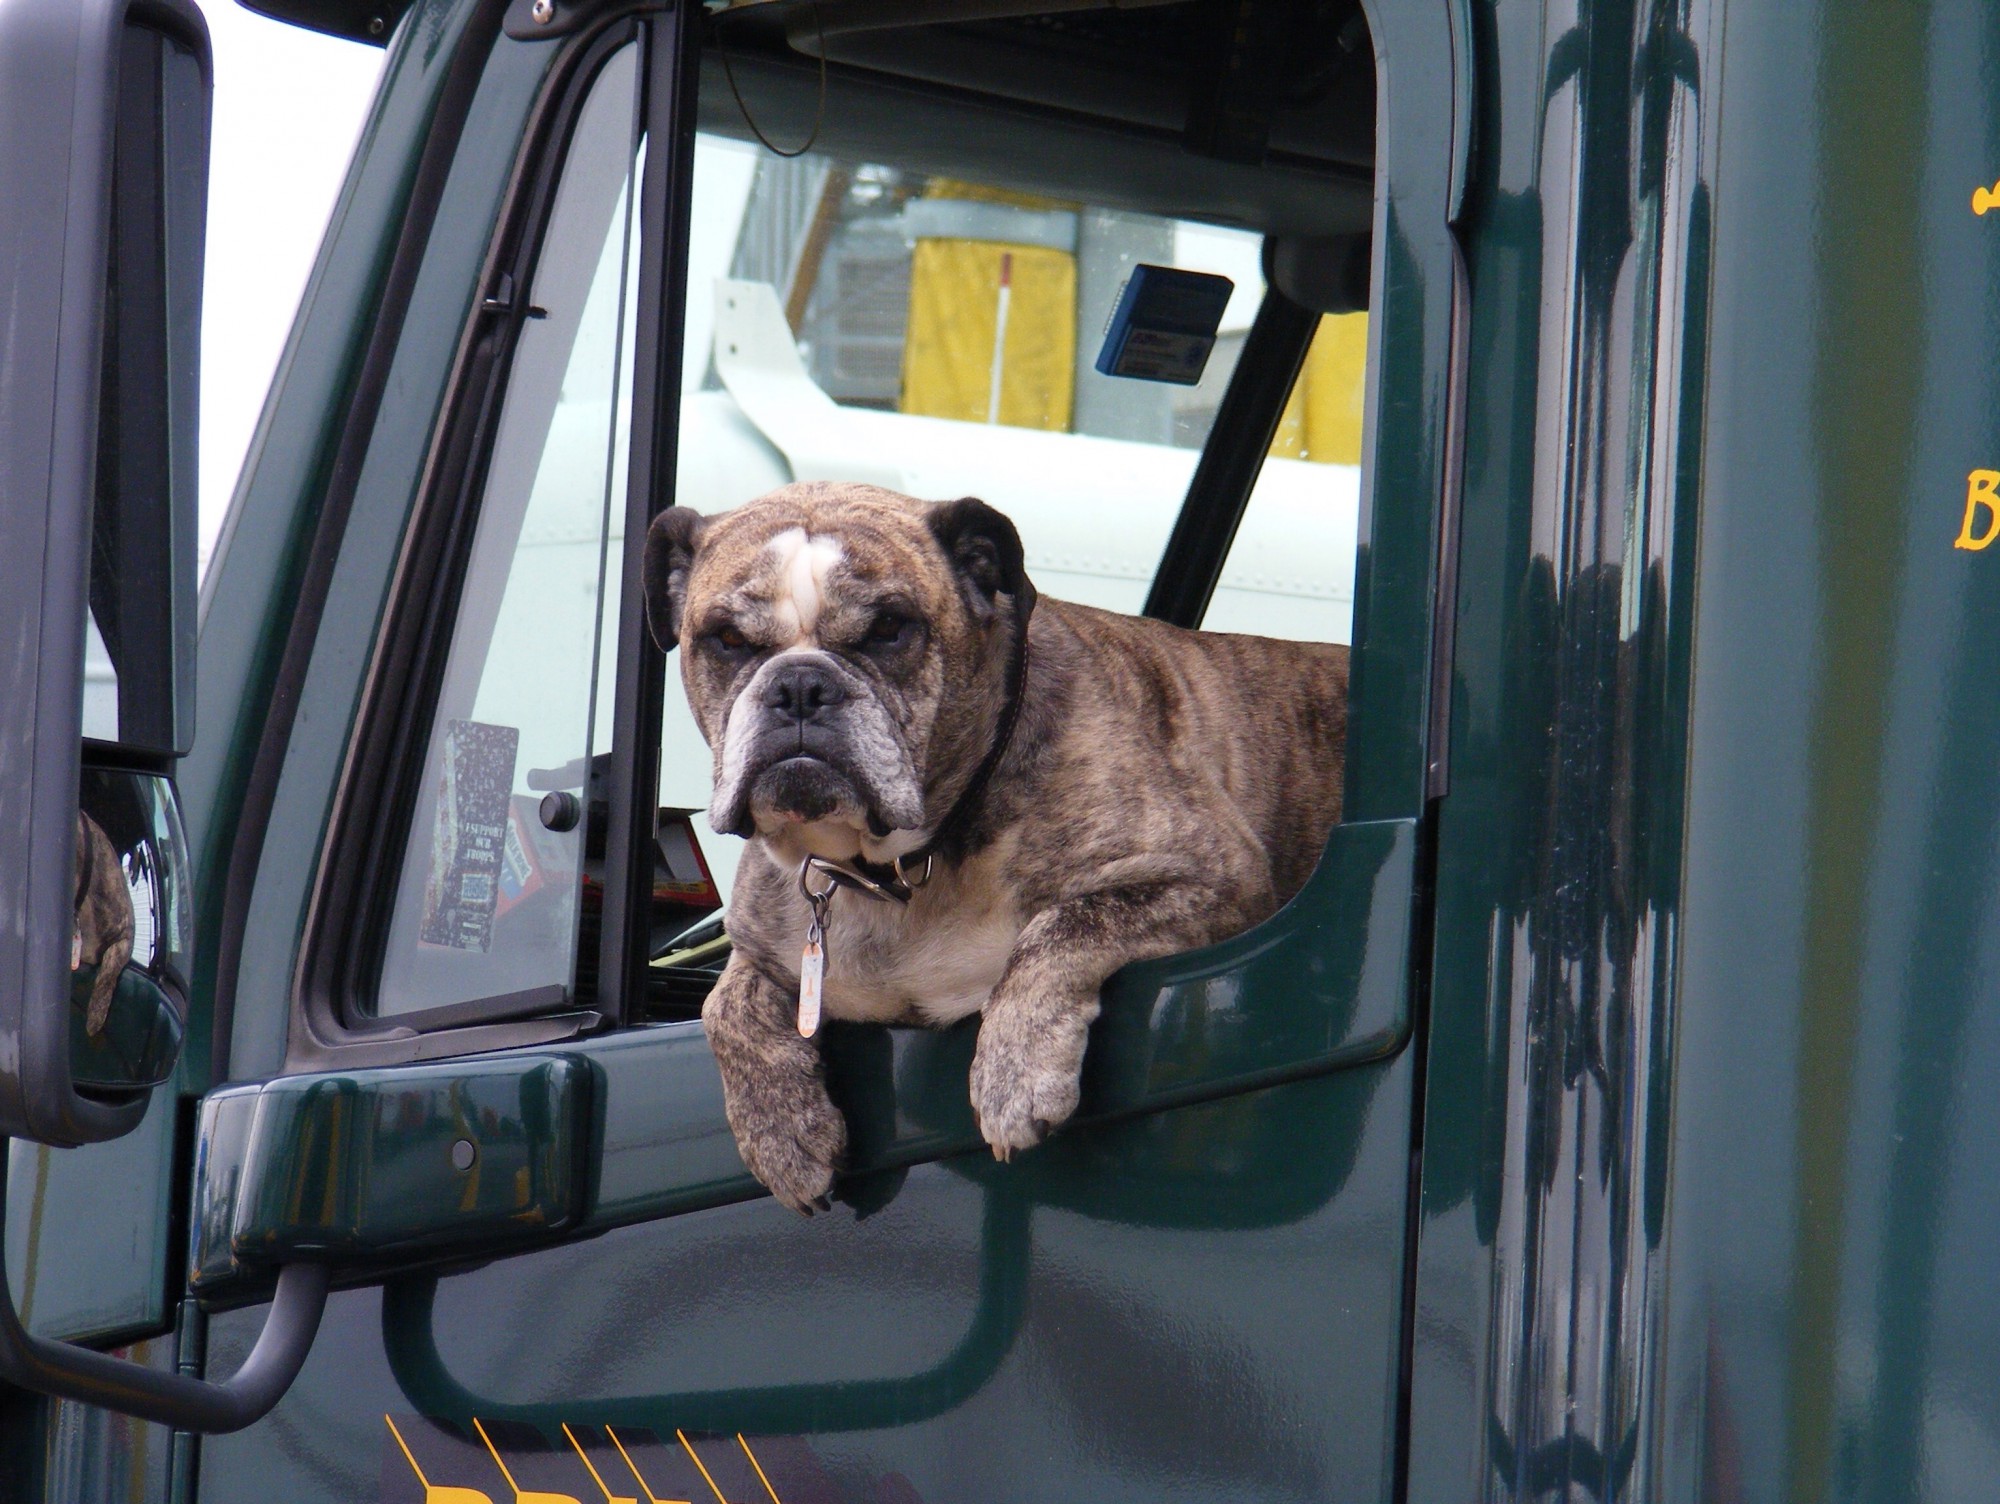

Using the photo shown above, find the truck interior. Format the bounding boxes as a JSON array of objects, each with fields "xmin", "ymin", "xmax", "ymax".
[{"xmin": 698, "ymin": 1, "xmax": 1375, "ymax": 235}]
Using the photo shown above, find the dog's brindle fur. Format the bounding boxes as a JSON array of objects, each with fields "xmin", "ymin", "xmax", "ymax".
[
  {"xmin": 75, "ymin": 812, "xmax": 133, "ymax": 1034},
  {"xmin": 646, "ymin": 482, "xmax": 1346, "ymax": 1213}
]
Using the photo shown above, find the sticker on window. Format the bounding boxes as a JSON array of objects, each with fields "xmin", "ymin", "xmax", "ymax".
[{"xmin": 420, "ymin": 720, "xmax": 520, "ymax": 952}]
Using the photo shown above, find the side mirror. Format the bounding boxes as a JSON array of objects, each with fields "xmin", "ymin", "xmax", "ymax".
[
  {"xmin": 0, "ymin": 0, "xmax": 329, "ymax": 1436},
  {"xmin": 69, "ymin": 767, "xmax": 192, "ymax": 1097},
  {"xmin": 0, "ymin": 0, "xmax": 205, "ymax": 1148}
]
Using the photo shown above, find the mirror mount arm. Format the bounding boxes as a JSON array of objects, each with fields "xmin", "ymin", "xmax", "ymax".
[{"xmin": 0, "ymin": 1142, "xmax": 328, "ymax": 1432}]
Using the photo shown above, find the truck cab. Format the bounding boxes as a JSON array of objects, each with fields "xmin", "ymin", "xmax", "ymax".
[{"xmin": 5, "ymin": 2, "xmax": 2000, "ymax": 1501}]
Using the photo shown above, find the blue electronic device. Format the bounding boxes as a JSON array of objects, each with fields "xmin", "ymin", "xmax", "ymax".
[{"xmin": 1093, "ymin": 264, "xmax": 1236, "ymax": 385}]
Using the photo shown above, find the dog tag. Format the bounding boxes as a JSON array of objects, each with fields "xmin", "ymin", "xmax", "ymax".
[
  {"xmin": 795, "ymin": 858, "xmax": 838, "ymax": 1038},
  {"xmin": 798, "ymin": 928, "xmax": 825, "ymax": 1038}
]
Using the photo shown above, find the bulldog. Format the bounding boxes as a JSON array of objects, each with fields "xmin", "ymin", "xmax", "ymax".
[{"xmin": 645, "ymin": 482, "xmax": 1347, "ymax": 1213}]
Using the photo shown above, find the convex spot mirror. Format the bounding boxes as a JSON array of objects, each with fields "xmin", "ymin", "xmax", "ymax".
[
  {"xmin": 71, "ymin": 769, "xmax": 191, "ymax": 1097},
  {"xmin": 0, "ymin": 0, "xmax": 209, "ymax": 1148}
]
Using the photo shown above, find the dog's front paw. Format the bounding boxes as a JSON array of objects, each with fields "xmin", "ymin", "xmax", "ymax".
[
  {"xmin": 729, "ymin": 1084, "xmax": 848, "ymax": 1215},
  {"xmin": 969, "ymin": 1011, "xmax": 1086, "ymax": 1160},
  {"xmin": 704, "ymin": 953, "xmax": 849, "ymax": 1215}
]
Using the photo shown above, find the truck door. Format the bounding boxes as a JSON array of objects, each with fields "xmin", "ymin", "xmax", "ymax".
[{"xmin": 15, "ymin": 1, "xmax": 1469, "ymax": 1499}]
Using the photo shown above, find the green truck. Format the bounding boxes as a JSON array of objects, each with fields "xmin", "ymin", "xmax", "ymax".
[{"xmin": 2, "ymin": 0, "xmax": 1994, "ymax": 1500}]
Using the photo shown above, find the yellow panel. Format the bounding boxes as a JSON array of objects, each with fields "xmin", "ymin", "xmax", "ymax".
[
  {"xmin": 921, "ymin": 177, "xmax": 1077, "ymax": 212},
  {"xmin": 1269, "ymin": 312, "xmax": 1370, "ymax": 465},
  {"xmin": 1305, "ymin": 311, "xmax": 1369, "ymax": 465},
  {"xmin": 901, "ymin": 238, "xmax": 1076, "ymax": 432},
  {"xmin": 1270, "ymin": 364, "xmax": 1311, "ymax": 460}
]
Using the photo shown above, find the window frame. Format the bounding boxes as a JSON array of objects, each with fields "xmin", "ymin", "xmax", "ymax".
[
  {"xmin": 294, "ymin": 0, "xmax": 1457, "ymax": 1061},
  {"xmin": 298, "ymin": 10, "xmax": 661, "ymax": 1051}
]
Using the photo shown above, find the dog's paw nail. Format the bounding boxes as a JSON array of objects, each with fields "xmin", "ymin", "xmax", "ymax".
[
  {"xmin": 732, "ymin": 1094, "xmax": 845, "ymax": 1218},
  {"xmin": 970, "ymin": 1055, "xmax": 1078, "ymax": 1163}
]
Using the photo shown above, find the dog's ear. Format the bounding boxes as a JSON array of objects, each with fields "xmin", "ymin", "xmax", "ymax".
[
  {"xmin": 643, "ymin": 507, "xmax": 705, "ymax": 651},
  {"xmin": 928, "ymin": 496, "xmax": 1036, "ymax": 626}
]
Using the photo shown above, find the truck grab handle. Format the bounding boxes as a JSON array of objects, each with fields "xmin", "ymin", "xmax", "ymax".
[{"xmin": 0, "ymin": 1150, "xmax": 328, "ymax": 1433}]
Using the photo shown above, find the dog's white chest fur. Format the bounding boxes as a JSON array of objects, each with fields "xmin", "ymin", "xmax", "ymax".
[
  {"xmin": 766, "ymin": 835, "xmax": 1024, "ymax": 1026},
  {"xmin": 821, "ymin": 897, "xmax": 1021, "ymax": 1025}
]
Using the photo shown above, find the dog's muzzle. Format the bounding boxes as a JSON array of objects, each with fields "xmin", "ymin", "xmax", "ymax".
[{"xmin": 710, "ymin": 649, "xmax": 925, "ymax": 838}]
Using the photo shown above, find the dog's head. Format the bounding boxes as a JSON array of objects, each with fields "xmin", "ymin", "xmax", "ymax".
[{"xmin": 644, "ymin": 482, "xmax": 1035, "ymax": 861}]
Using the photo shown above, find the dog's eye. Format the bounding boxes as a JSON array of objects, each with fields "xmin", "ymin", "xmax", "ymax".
[
  {"xmin": 863, "ymin": 612, "xmax": 911, "ymax": 648},
  {"xmin": 704, "ymin": 623, "xmax": 752, "ymax": 657}
]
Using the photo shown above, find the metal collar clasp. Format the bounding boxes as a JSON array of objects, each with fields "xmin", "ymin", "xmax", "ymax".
[{"xmin": 797, "ymin": 851, "xmax": 933, "ymax": 907}]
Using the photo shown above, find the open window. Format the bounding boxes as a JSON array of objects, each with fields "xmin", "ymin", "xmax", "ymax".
[{"xmin": 299, "ymin": 0, "xmax": 1431, "ymax": 1061}]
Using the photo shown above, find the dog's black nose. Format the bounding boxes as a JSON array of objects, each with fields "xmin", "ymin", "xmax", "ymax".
[{"xmin": 763, "ymin": 661, "xmax": 846, "ymax": 722}]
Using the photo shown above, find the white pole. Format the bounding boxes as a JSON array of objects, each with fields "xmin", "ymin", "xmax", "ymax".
[{"xmin": 986, "ymin": 251, "xmax": 1014, "ymax": 424}]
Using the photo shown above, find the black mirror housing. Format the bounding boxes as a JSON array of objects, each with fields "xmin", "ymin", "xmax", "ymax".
[
  {"xmin": 0, "ymin": 0, "xmax": 209, "ymax": 1148},
  {"xmin": 0, "ymin": 3, "xmax": 332, "ymax": 1437}
]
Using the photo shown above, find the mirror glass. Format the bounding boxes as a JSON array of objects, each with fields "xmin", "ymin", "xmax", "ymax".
[
  {"xmin": 71, "ymin": 768, "xmax": 191, "ymax": 1095},
  {"xmin": 79, "ymin": 20, "xmax": 206, "ymax": 753}
]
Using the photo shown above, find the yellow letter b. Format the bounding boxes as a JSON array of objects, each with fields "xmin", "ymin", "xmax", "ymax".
[{"xmin": 1956, "ymin": 469, "xmax": 2000, "ymax": 551}]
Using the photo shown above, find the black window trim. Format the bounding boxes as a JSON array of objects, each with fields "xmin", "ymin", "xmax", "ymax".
[
  {"xmin": 1141, "ymin": 283, "xmax": 1325, "ymax": 630},
  {"xmin": 594, "ymin": 3, "xmax": 701, "ymax": 1033}
]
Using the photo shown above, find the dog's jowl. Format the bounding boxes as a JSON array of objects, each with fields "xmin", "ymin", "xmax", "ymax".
[{"xmin": 644, "ymin": 482, "xmax": 1347, "ymax": 1213}]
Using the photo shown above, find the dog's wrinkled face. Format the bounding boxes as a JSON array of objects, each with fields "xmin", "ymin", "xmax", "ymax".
[{"xmin": 643, "ymin": 482, "xmax": 1030, "ymax": 861}]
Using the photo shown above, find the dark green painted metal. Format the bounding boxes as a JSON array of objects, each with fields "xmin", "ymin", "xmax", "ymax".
[
  {"xmin": 188, "ymin": 1055, "xmax": 589, "ymax": 1287},
  {"xmin": 362, "ymin": 1066, "xmax": 1400, "ymax": 1444},
  {"xmin": 1345, "ymin": 0, "xmax": 1465, "ymax": 822},
  {"xmin": 376, "ymin": 1178, "xmax": 1033, "ymax": 1436},
  {"xmin": 177, "ymin": 0, "xmax": 1461, "ymax": 1494},
  {"xmin": 1413, "ymin": 3, "xmax": 2000, "ymax": 1503},
  {"xmin": 1410, "ymin": 0, "xmax": 1715, "ymax": 1495},
  {"xmin": 132, "ymin": 1, "xmax": 2000, "ymax": 1502},
  {"xmin": 1445, "ymin": 0, "xmax": 1474, "ymax": 223},
  {"xmin": 202, "ymin": 1060, "xmax": 1414, "ymax": 1500},
  {"xmin": 1662, "ymin": 8, "xmax": 2000, "ymax": 1502},
  {"xmin": 42, "ymin": 0, "xmax": 1459, "ymax": 1495},
  {"xmin": 20, "ymin": 1334, "xmax": 180, "ymax": 1504},
  {"xmin": 586, "ymin": 816, "xmax": 1413, "ymax": 1234}
]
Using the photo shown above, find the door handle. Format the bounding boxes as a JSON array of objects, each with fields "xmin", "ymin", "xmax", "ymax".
[{"xmin": 0, "ymin": 1133, "xmax": 329, "ymax": 1432}]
